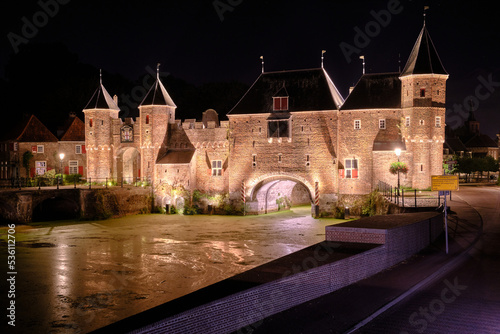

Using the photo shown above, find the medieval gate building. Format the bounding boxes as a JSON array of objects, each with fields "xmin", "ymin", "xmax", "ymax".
[{"xmin": 83, "ymin": 23, "xmax": 447, "ymax": 215}]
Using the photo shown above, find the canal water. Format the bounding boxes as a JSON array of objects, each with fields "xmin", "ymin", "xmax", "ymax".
[{"xmin": 1, "ymin": 206, "xmax": 339, "ymax": 333}]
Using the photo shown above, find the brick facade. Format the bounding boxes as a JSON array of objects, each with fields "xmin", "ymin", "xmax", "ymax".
[{"xmin": 81, "ymin": 24, "xmax": 447, "ymax": 214}]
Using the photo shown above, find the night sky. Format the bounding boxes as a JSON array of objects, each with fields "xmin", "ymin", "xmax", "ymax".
[{"xmin": 1, "ymin": 0, "xmax": 499, "ymax": 139}]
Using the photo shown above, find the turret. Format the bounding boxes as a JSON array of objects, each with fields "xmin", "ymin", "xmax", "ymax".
[
  {"xmin": 83, "ymin": 70, "xmax": 120, "ymax": 181},
  {"xmin": 138, "ymin": 64, "xmax": 176, "ymax": 182},
  {"xmin": 400, "ymin": 22, "xmax": 448, "ymax": 189}
]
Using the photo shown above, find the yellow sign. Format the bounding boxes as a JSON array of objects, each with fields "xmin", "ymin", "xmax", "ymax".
[{"xmin": 431, "ymin": 175, "xmax": 459, "ymax": 191}]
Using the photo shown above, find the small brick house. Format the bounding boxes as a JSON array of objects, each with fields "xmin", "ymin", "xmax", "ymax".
[
  {"xmin": 0, "ymin": 113, "xmax": 87, "ymax": 180},
  {"xmin": 81, "ymin": 23, "xmax": 448, "ymax": 214}
]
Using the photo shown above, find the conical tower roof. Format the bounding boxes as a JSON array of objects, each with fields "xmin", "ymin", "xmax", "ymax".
[
  {"xmin": 84, "ymin": 71, "xmax": 120, "ymax": 110},
  {"xmin": 139, "ymin": 65, "xmax": 176, "ymax": 108},
  {"xmin": 401, "ymin": 23, "xmax": 447, "ymax": 76}
]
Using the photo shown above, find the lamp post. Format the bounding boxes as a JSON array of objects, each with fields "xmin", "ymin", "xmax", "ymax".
[
  {"xmin": 59, "ymin": 153, "xmax": 65, "ymax": 189},
  {"xmin": 395, "ymin": 148, "xmax": 401, "ymax": 198}
]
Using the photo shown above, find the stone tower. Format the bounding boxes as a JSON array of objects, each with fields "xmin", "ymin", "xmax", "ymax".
[
  {"xmin": 400, "ymin": 22, "xmax": 448, "ymax": 189},
  {"xmin": 83, "ymin": 72, "xmax": 120, "ymax": 181},
  {"xmin": 138, "ymin": 65, "xmax": 176, "ymax": 183}
]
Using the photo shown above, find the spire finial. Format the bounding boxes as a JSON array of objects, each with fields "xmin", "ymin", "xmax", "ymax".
[
  {"xmin": 359, "ymin": 55, "xmax": 365, "ymax": 75},
  {"xmin": 424, "ymin": 6, "xmax": 429, "ymax": 23},
  {"xmin": 260, "ymin": 56, "xmax": 264, "ymax": 73},
  {"xmin": 156, "ymin": 63, "xmax": 160, "ymax": 79},
  {"xmin": 321, "ymin": 50, "xmax": 326, "ymax": 68},
  {"xmin": 99, "ymin": 69, "xmax": 102, "ymax": 85}
]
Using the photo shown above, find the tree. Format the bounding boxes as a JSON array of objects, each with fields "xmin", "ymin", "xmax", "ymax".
[{"xmin": 22, "ymin": 150, "xmax": 33, "ymax": 176}]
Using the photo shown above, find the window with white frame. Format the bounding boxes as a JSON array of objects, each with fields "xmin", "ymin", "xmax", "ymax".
[
  {"xmin": 435, "ymin": 117, "xmax": 441, "ymax": 127},
  {"xmin": 37, "ymin": 145, "xmax": 44, "ymax": 154},
  {"xmin": 75, "ymin": 145, "xmax": 82, "ymax": 154},
  {"xmin": 405, "ymin": 117, "xmax": 410, "ymax": 127},
  {"xmin": 273, "ymin": 97, "xmax": 288, "ymax": 111},
  {"xmin": 379, "ymin": 119, "xmax": 386, "ymax": 129},
  {"xmin": 345, "ymin": 159, "xmax": 359, "ymax": 179},
  {"xmin": 212, "ymin": 160, "xmax": 222, "ymax": 176},
  {"xmin": 354, "ymin": 120, "xmax": 361, "ymax": 130},
  {"xmin": 35, "ymin": 161, "xmax": 46, "ymax": 175},
  {"xmin": 69, "ymin": 160, "xmax": 78, "ymax": 174}
]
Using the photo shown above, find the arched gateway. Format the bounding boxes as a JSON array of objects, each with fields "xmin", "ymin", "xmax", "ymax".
[{"xmin": 246, "ymin": 174, "xmax": 314, "ymax": 214}]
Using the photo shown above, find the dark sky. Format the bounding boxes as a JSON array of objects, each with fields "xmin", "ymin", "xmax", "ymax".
[{"xmin": 1, "ymin": 0, "xmax": 499, "ymax": 138}]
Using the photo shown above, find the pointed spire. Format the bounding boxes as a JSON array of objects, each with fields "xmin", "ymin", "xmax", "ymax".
[
  {"xmin": 84, "ymin": 69, "xmax": 119, "ymax": 111},
  {"xmin": 321, "ymin": 50, "xmax": 326, "ymax": 68},
  {"xmin": 139, "ymin": 63, "xmax": 176, "ymax": 108},
  {"xmin": 401, "ymin": 23, "xmax": 447, "ymax": 76}
]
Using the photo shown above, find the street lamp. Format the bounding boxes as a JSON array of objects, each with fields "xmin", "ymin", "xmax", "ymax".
[
  {"xmin": 59, "ymin": 153, "xmax": 65, "ymax": 189},
  {"xmin": 394, "ymin": 148, "xmax": 401, "ymax": 196}
]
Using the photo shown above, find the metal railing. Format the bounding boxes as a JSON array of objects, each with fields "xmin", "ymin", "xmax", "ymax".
[
  {"xmin": 378, "ymin": 180, "xmax": 441, "ymax": 208},
  {"xmin": 0, "ymin": 176, "xmax": 152, "ymax": 190}
]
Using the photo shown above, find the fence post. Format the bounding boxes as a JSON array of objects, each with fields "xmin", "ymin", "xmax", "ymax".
[
  {"xmin": 414, "ymin": 189, "xmax": 417, "ymax": 208},
  {"xmin": 106, "ymin": 177, "xmax": 108, "ymax": 189},
  {"xmin": 402, "ymin": 189, "xmax": 405, "ymax": 208},
  {"xmin": 89, "ymin": 177, "xmax": 91, "ymax": 190}
]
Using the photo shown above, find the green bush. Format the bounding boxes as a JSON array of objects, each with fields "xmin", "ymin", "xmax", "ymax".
[{"xmin": 183, "ymin": 205, "xmax": 201, "ymax": 215}]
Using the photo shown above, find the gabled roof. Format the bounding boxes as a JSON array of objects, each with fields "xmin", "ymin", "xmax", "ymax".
[
  {"xmin": 341, "ymin": 73, "xmax": 401, "ymax": 110},
  {"xmin": 11, "ymin": 115, "xmax": 58, "ymax": 142},
  {"xmin": 465, "ymin": 134, "xmax": 498, "ymax": 148},
  {"xmin": 228, "ymin": 68, "xmax": 344, "ymax": 115},
  {"xmin": 401, "ymin": 23, "xmax": 447, "ymax": 76},
  {"xmin": 156, "ymin": 149, "xmax": 195, "ymax": 164},
  {"xmin": 59, "ymin": 116, "xmax": 85, "ymax": 141},
  {"xmin": 444, "ymin": 137, "xmax": 467, "ymax": 153},
  {"xmin": 140, "ymin": 76, "xmax": 176, "ymax": 108},
  {"xmin": 84, "ymin": 80, "xmax": 119, "ymax": 110}
]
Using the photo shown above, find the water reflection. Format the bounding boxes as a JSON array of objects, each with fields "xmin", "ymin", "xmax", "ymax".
[{"xmin": 12, "ymin": 207, "xmax": 332, "ymax": 333}]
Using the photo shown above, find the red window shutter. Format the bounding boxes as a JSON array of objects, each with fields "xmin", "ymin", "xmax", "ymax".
[
  {"xmin": 30, "ymin": 168, "xmax": 35, "ymax": 177},
  {"xmin": 64, "ymin": 166, "xmax": 69, "ymax": 175},
  {"xmin": 274, "ymin": 98, "xmax": 280, "ymax": 111},
  {"xmin": 82, "ymin": 145, "xmax": 86, "ymax": 154},
  {"xmin": 138, "ymin": 169, "xmax": 141, "ymax": 177},
  {"xmin": 352, "ymin": 169, "xmax": 358, "ymax": 179},
  {"xmin": 339, "ymin": 169, "xmax": 345, "ymax": 179},
  {"xmin": 78, "ymin": 166, "xmax": 83, "ymax": 175},
  {"xmin": 32, "ymin": 146, "xmax": 37, "ymax": 153},
  {"xmin": 281, "ymin": 97, "xmax": 288, "ymax": 110}
]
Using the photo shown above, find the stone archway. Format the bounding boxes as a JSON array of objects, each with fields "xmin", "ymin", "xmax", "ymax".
[
  {"xmin": 116, "ymin": 147, "xmax": 141, "ymax": 184},
  {"xmin": 249, "ymin": 175, "xmax": 313, "ymax": 214}
]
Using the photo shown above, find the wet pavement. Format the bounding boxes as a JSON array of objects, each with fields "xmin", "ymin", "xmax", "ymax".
[{"xmin": 0, "ymin": 206, "xmax": 338, "ymax": 334}]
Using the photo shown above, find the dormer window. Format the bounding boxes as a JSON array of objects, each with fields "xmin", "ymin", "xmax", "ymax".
[{"xmin": 273, "ymin": 97, "xmax": 288, "ymax": 111}]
